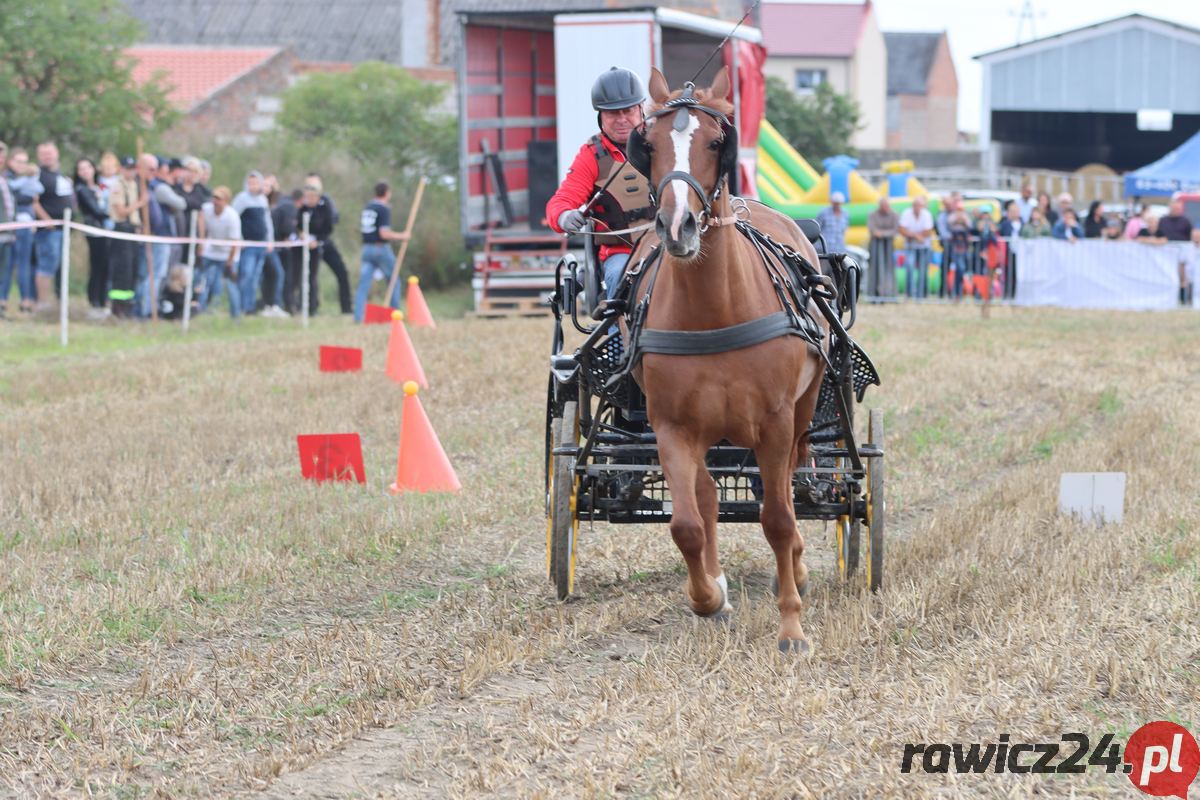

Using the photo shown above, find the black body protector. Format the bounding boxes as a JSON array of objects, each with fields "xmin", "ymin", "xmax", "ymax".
[{"xmin": 588, "ymin": 134, "xmax": 653, "ymax": 249}]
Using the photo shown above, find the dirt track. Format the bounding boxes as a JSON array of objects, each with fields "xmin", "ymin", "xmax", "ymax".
[{"xmin": 0, "ymin": 304, "xmax": 1197, "ymax": 798}]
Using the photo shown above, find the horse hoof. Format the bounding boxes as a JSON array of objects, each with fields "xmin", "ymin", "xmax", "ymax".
[
  {"xmin": 695, "ymin": 608, "xmax": 734, "ymax": 629},
  {"xmin": 689, "ymin": 574, "xmax": 729, "ymax": 619},
  {"xmin": 777, "ymin": 638, "xmax": 811, "ymax": 656}
]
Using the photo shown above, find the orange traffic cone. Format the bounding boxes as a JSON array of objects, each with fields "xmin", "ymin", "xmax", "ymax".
[
  {"xmin": 385, "ymin": 310, "xmax": 427, "ymax": 387},
  {"xmin": 405, "ymin": 276, "xmax": 436, "ymax": 329},
  {"xmin": 390, "ymin": 381, "xmax": 461, "ymax": 494}
]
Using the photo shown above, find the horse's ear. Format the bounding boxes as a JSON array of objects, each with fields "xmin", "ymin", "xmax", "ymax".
[
  {"xmin": 648, "ymin": 67, "xmax": 670, "ymax": 105},
  {"xmin": 708, "ymin": 67, "xmax": 731, "ymax": 101}
]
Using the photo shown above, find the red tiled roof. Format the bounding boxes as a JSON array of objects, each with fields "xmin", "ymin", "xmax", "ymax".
[
  {"xmin": 761, "ymin": 2, "xmax": 871, "ymax": 58},
  {"xmin": 126, "ymin": 45, "xmax": 283, "ymax": 111}
]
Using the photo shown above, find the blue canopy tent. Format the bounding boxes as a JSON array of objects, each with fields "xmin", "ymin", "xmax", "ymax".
[{"xmin": 1125, "ymin": 129, "xmax": 1200, "ymax": 196}]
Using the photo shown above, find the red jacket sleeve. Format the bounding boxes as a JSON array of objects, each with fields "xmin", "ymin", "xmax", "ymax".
[{"xmin": 545, "ymin": 142, "xmax": 599, "ymax": 233}]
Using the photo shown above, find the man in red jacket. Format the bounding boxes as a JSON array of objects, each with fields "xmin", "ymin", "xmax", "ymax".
[{"xmin": 546, "ymin": 67, "xmax": 653, "ymax": 299}]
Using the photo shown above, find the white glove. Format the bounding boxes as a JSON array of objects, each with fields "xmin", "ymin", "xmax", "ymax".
[{"xmin": 558, "ymin": 209, "xmax": 586, "ymax": 234}]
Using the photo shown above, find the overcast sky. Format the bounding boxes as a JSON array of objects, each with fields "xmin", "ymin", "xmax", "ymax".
[{"xmin": 783, "ymin": 0, "xmax": 1200, "ymax": 133}]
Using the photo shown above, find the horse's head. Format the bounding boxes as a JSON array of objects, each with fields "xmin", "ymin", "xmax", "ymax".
[{"xmin": 626, "ymin": 68, "xmax": 737, "ymax": 261}]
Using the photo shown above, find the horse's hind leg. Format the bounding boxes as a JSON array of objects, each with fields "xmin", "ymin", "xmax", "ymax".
[
  {"xmin": 758, "ymin": 422, "xmax": 809, "ymax": 652},
  {"xmin": 657, "ymin": 426, "xmax": 723, "ymax": 617},
  {"xmin": 785, "ymin": 375, "xmax": 823, "ymax": 597}
]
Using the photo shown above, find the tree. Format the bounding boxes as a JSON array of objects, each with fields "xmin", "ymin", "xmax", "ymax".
[
  {"xmin": 276, "ymin": 62, "xmax": 457, "ymax": 179},
  {"xmin": 765, "ymin": 77, "xmax": 862, "ymax": 164},
  {"xmin": 0, "ymin": 0, "xmax": 176, "ymax": 155}
]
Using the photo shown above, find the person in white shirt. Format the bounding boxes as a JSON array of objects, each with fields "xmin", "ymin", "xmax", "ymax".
[
  {"xmin": 898, "ymin": 195, "xmax": 934, "ymax": 299},
  {"xmin": 1016, "ymin": 182, "xmax": 1036, "ymax": 223},
  {"xmin": 197, "ymin": 186, "xmax": 243, "ymax": 317}
]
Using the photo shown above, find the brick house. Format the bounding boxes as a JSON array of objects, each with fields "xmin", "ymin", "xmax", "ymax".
[
  {"xmin": 759, "ymin": 1, "xmax": 887, "ymax": 149},
  {"xmin": 883, "ymin": 31, "xmax": 958, "ymax": 150},
  {"xmin": 127, "ymin": 45, "xmax": 296, "ymax": 146}
]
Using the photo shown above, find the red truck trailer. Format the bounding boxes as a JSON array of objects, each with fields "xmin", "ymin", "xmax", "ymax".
[{"xmin": 456, "ymin": 7, "xmax": 765, "ymax": 314}]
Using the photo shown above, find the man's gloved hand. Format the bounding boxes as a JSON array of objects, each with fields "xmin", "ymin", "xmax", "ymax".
[{"xmin": 558, "ymin": 209, "xmax": 586, "ymax": 234}]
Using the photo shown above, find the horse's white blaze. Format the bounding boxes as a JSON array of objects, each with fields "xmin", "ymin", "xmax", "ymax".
[{"xmin": 668, "ymin": 115, "xmax": 699, "ymax": 240}]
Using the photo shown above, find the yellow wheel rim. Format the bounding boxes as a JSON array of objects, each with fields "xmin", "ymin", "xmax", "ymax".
[
  {"xmin": 566, "ymin": 411, "xmax": 581, "ymax": 595},
  {"xmin": 568, "ymin": 488, "xmax": 579, "ymax": 594},
  {"xmin": 865, "ymin": 459, "xmax": 874, "ymax": 589}
]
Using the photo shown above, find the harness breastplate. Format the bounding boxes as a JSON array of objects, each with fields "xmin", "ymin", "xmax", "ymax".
[{"xmin": 590, "ymin": 135, "xmax": 652, "ymax": 247}]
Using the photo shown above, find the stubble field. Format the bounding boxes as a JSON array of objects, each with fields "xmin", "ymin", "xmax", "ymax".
[{"xmin": 0, "ymin": 301, "xmax": 1197, "ymax": 798}]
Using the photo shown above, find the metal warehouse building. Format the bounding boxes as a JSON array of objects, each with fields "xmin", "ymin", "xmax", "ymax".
[{"xmin": 976, "ymin": 14, "xmax": 1200, "ymax": 172}]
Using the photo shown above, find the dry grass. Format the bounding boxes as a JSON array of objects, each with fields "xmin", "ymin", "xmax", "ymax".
[{"xmin": 0, "ymin": 302, "xmax": 1197, "ymax": 799}]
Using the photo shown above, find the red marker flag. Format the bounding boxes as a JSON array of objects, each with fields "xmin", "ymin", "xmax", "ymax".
[
  {"xmin": 318, "ymin": 346, "xmax": 363, "ymax": 372},
  {"xmin": 363, "ymin": 303, "xmax": 394, "ymax": 324},
  {"xmin": 297, "ymin": 433, "xmax": 366, "ymax": 484}
]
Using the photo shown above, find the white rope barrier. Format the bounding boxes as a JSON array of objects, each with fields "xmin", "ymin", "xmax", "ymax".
[
  {"xmin": 0, "ymin": 218, "xmax": 310, "ymax": 249},
  {"xmin": 2, "ymin": 215, "xmax": 314, "ymax": 339}
]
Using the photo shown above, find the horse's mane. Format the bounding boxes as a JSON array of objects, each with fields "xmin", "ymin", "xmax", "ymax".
[{"xmin": 649, "ymin": 85, "xmax": 734, "ymax": 118}]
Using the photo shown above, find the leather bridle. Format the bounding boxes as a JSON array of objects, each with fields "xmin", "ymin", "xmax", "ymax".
[{"xmin": 625, "ymin": 83, "xmax": 739, "ymax": 232}]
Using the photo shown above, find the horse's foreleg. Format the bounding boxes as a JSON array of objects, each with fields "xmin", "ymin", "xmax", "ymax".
[
  {"xmin": 657, "ymin": 426, "xmax": 723, "ymax": 617},
  {"xmin": 695, "ymin": 468, "xmax": 731, "ymax": 613},
  {"xmin": 758, "ymin": 425, "xmax": 809, "ymax": 652}
]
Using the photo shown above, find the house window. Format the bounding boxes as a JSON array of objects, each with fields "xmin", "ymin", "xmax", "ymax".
[{"xmin": 794, "ymin": 69, "xmax": 826, "ymax": 94}]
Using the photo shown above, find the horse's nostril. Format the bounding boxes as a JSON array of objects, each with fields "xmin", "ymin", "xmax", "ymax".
[{"xmin": 682, "ymin": 213, "xmax": 698, "ymax": 236}]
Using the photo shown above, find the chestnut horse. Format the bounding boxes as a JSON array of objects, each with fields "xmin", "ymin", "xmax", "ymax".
[{"xmin": 627, "ymin": 68, "xmax": 827, "ymax": 653}]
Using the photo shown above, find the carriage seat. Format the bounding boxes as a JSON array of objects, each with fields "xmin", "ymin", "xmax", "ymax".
[{"xmin": 794, "ymin": 218, "xmax": 822, "ymax": 245}]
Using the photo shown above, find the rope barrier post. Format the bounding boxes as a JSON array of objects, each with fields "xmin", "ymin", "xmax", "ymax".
[
  {"xmin": 60, "ymin": 211, "xmax": 71, "ymax": 347},
  {"xmin": 182, "ymin": 214, "xmax": 197, "ymax": 333},
  {"xmin": 301, "ymin": 212, "xmax": 311, "ymax": 329}
]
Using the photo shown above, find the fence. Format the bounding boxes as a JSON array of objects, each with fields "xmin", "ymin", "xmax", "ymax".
[
  {"xmin": 856, "ymin": 168, "xmax": 1127, "ymax": 204},
  {"xmin": 862, "ymin": 236, "xmax": 1198, "ymax": 312},
  {"xmin": 0, "ymin": 214, "xmax": 315, "ymax": 345}
]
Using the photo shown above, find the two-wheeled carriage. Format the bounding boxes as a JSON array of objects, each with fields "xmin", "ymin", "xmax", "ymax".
[{"xmin": 544, "ymin": 220, "xmax": 885, "ymax": 601}]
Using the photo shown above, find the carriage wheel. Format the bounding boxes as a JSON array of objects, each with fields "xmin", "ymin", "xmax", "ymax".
[
  {"xmin": 865, "ymin": 408, "xmax": 885, "ymax": 592},
  {"xmin": 545, "ymin": 374, "xmax": 560, "ymax": 582},
  {"xmin": 836, "ymin": 513, "xmax": 860, "ymax": 581},
  {"xmin": 550, "ymin": 401, "xmax": 580, "ymax": 600},
  {"xmin": 834, "ymin": 444, "xmax": 860, "ymax": 582},
  {"xmin": 835, "ymin": 360, "xmax": 860, "ymax": 582}
]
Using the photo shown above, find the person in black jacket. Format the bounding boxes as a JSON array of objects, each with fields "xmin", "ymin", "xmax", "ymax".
[
  {"xmin": 1083, "ymin": 201, "xmax": 1106, "ymax": 239},
  {"xmin": 73, "ymin": 157, "xmax": 110, "ymax": 314},
  {"xmin": 271, "ymin": 185, "xmax": 302, "ymax": 313},
  {"xmin": 296, "ymin": 175, "xmax": 351, "ymax": 315}
]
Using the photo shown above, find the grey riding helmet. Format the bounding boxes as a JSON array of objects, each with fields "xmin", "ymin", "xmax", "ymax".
[{"xmin": 591, "ymin": 67, "xmax": 645, "ymax": 111}]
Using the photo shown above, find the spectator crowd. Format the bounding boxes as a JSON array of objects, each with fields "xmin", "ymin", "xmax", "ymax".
[
  {"xmin": 0, "ymin": 139, "xmax": 409, "ymax": 322},
  {"xmin": 829, "ymin": 182, "xmax": 1198, "ymax": 306}
]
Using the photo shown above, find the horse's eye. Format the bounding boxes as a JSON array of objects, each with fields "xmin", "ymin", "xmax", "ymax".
[{"xmin": 708, "ymin": 139, "xmax": 722, "ymax": 151}]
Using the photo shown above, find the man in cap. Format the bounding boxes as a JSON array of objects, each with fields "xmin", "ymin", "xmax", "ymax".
[
  {"xmin": 545, "ymin": 66, "xmax": 654, "ymax": 300},
  {"xmin": 814, "ymin": 190, "xmax": 849, "ymax": 254},
  {"xmin": 106, "ymin": 156, "xmax": 145, "ymax": 318},
  {"xmin": 197, "ymin": 186, "xmax": 243, "ymax": 317}
]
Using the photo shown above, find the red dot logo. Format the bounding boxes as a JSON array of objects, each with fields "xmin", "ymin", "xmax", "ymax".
[{"xmin": 1125, "ymin": 722, "xmax": 1200, "ymax": 798}]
